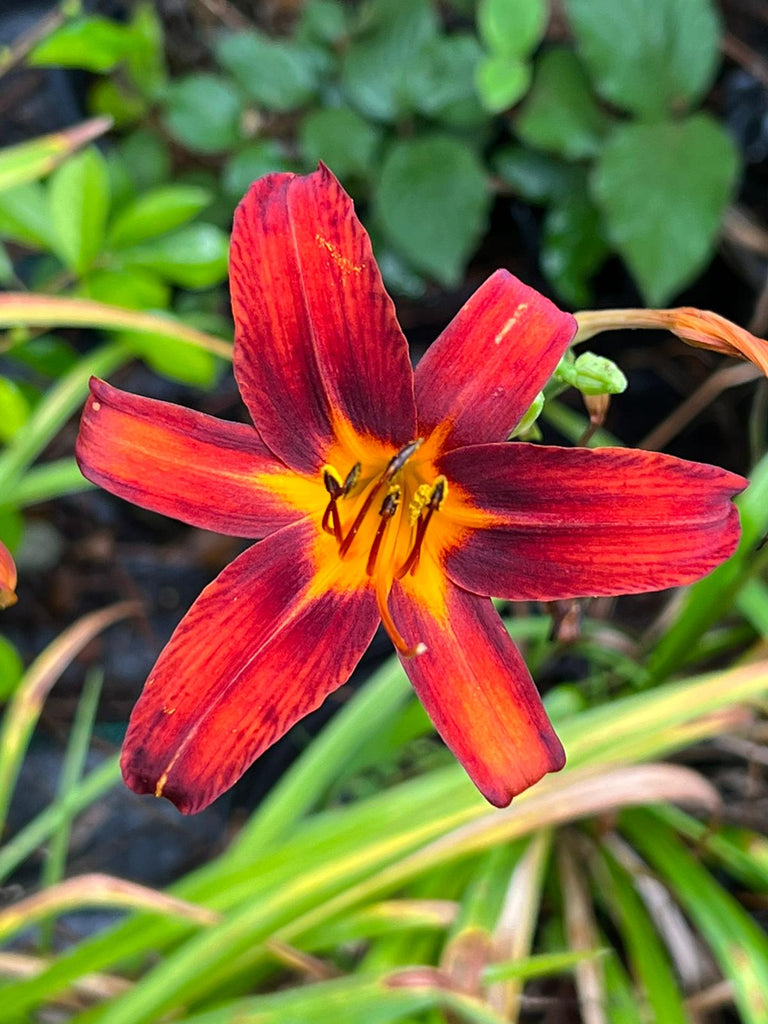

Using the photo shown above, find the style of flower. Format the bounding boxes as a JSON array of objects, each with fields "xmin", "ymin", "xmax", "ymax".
[
  {"xmin": 0, "ymin": 540, "xmax": 17, "ymax": 610},
  {"xmin": 76, "ymin": 167, "xmax": 746, "ymax": 815}
]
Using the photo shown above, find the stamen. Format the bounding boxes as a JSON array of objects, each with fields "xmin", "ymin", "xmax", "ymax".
[
  {"xmin": 375, "ymin": 573, "xmax": 427, "ymax": 659},
  {"xmin": 366, "ymin": 486, "xmax": 400, "ymax": 576},
  {"xmin": 321, "ymin": 466, "xmax": 344, "ymax": 541},
  {"xmin": 397, "ymin": 476, "xmax": 447, "ymax": 578},
  {"xmin": 338, "ymin": 481, "xmax": 382, "ymax": 557},
  {"xmin": 342, "ymin": 462, "xmax": 361, "ymax": 495},
  {"xmin": 384, "ymin": 438, "xmax": 423, "ymax": 480}
]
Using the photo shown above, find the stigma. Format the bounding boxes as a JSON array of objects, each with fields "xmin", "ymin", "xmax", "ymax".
[{"xmin": 320, "ymin": 440, "xmax": 447, "ymax": 658}]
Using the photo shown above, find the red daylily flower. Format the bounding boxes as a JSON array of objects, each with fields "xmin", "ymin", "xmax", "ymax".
[
  {"xmin": 0, "ymin": 540, "xmax": 17, "ymax": 610},
  {"xmin": 76, "ymin": 167, "xmax": 746, "ymax": 814}
]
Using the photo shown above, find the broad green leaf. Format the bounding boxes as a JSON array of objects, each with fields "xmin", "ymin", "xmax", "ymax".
[
  {"xmin": 475, "ymin": 54, "xmax": 531, "ymax": 113},
  {"xmin": 80, "ymin": 268, "xmax": 170, "ymax": 310},
  {"xmin": 408, "ymin": 34, "xmax": 485, "ymax": 128},
  {"xmin": 0, "ymin": 379, "xmax": 31, "ymax": 442},
  {"xmin": 117, "ymin": 223, "xmax": 229, "ymax": 288},
  {"xmin": 298, "ymin": 0, "xmax": 349, "ymax": 44},
  {"xmin": 592, "ymin": 115, "xmax": 739, "ymax": 305},
  {"xmin": 376, "ymin": 136, "xmax": 489, "ymax": 286},
  {"xmin": 222, "ymin": 142, "xmax": 292, "ymax": 199},
  {"xmin": 30, "ymin": 16, "xmax": 132, "ymax": 72},
  {"xmin": 89, "ymin": 79, "xmax": 146, "ymax": 128},
  {"xmin": 493, "ymin": 146, "xmax": 577, "ymax": 205},
  {"xmin": 300, "ymin": 107, "xmax": 380, "ymax": 177},
  {"xmin": 564, "ymin": 0, "xmax": 721, "ymax": 119},
  {"xmin": 541, "ymin": 190, "xmax": 609, "ymax": 306},
  {"xmin": 341, "ymin": 0, "xmax": 438, "ymax": 122},
  {"xmin": 5, "ymin": 335, "xmax": 78, "ymax": 378},
  {"xmin": 163, "ymin": 75, "xmax": 243, "ymax": 154},
  {"xmin": 517, "ymin": 48, "xmax": 610, "ymax": 159},
  {"xmin": 0, "ymin": 638, "xmax": 23, "ymax": 700},
  {"xmin": 117, "ymin": 329, "xmax": 218, "ymax": 388},
  {"xmin": 48, "ymin": 147, "xmax": 110, "ymax": 275},
  {"xmin": 107, "ymin": 185, "xmax": 211, "ymax": 248},
  {"xmin": 477, "ymin": 0, "xmax": 547, "ymax": 58},
  {"xmin": 0, "ymin": 182, "xmax": 53, "ymax": 248},
  {"xmin": 216, "ymin": 30, "xmax": 317, "ymax": 112},
  {"xmin": 124, "ymin": 1, "xmax": 167, "ymax": 100},
  {"xmin": 118, "ymin": 129, "xmax": 171, "ymax": 192}
]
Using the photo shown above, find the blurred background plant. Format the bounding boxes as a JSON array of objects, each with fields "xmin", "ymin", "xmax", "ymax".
[{"xmin": 1, "ymin": 0, "xmax": 768, "ymax": 1021}]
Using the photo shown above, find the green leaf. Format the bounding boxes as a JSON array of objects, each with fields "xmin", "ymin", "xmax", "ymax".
[
  {"xmin": 376, "ymin": 136, "xmax": 489, "ymax": 286},
  {"xmin": 477, "ymin": 0, "xmax": 547, "ymax": 58},
  {"xmin": 117, "ymin": 223, "xmax": 229, "ymax": 288},
  {"xmin": 107, "ymin": 185, "xmax": 211, "ymax": 248},
  {"xmin": 30, "ymin": 16, "xmax": 133, "ymax": 72},
  {"xmin": 592, "ymin": 115, "xmax": 739, "ymax": 304},
  {"xmin": 162, "ymin": 75, "xmax": 243, "ymax": 155},
  {"xmin": 516, "ymin": 49, "xmax": 610, "ymax": 159},
  {"xmin": 216, "ymin": 30, "xmax": 317, "ymax": 112},
  {"xmin": 493, "ymin": 146, "xmax": 577, "ymax": 205},
  {"xmin": 541, "ymin": 191, "xmax": 609, "ymax": 306},
  {"xmin": 341, "ymin": 0, "xmax": 438, "ymax": 122},
  {"xmin": 300, "ymin": 107, "xmax": 381, "ymax": 178},
  {"xmin": 0, "ymin": 119, "xmax": 111, "ymax": 193},
  {"xmin": 89, "ymin": 79, "xmax": 146, "ymax": 128},
  {"xmin": 222, "ymin": 142, "xmax": 292, "ymax": 199},
  {"xmin": 0, "ymin": 379, "xmax": 31, "ymax": 442},
  {"xmin": 298, "ymin": 0, "xmax": 349, "ymax": 44},
  {"xmin": 475, "ymin": 55, "xmax": 531, "ymax": 113},
  {"xmin": 564, "ymin": 0, "xmax": 721, "ymax": 119},
  {"xmin": 80, "ymin": 268, "xmax": 170, "ymax": 310},
  {"xmin": 124, "ymin": 2, "xmax": 167, "ymax": 100},
  {"xmin": 48, "ymin": 147, "xmax": 110, "ymax": 275},
  {"xmin": 117, "ymin": 329, "xmax": 218, "ymax": 388},
  {"xmin": 0, "ymin": 638, "xmax": 23, "ymax": 700},
  {"xmin": 0, "ymin": 182, "xmax": 54, "ymax": 248},
  {"xmin": 118, "ymin": 130, "xmax": 171, "ymax": 193},
  {"xmin": 407, "ymin": 34, "xmax": 484, "ymax": 128}
]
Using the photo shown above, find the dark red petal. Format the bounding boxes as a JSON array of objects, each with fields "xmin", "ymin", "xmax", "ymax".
[
  {"xmin": 121, "ymin": 520, "xmax": 378, "ymax": 814},
  {"xmin": 230, "ymin": 166, "xmax": 416, "ymax": 472},
  {"xmin": 76, "ymin": 378, "xmax": 301, "ymax": 538},
  {"xmin": 390, "ymin": 579, "xmax": 564, "ymax": 806},
  {"xmin": 440, "ymin": 443, "xmax": 746, "ymax": 601},
  {"xmin": 415, "ymin": 270, "xmax": 576, "ymax": 448}
]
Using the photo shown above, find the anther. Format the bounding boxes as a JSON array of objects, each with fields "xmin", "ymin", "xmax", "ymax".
[
  {"xmin": 396, "ymin": 476, "xmax": 447, "ymax": 578},
  {"xmin": 384, "ymin": 438, "xmax": 423, "ymax": 481},
  {"xmin": 322, "ymin": 466, "xmax": 344, "ymax": 542},
  {"xmin": 342, "ymin": 462, "xmax": 361, "ymax": 495}
]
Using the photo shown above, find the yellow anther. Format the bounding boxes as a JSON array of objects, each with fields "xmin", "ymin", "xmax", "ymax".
[
  {"xmin": 408, "ymin": 483, "xmax": 433, "ymax": 526},
  {"xmin": 321, "ymin": 464, "xmax": 344, "ymax": 493}
]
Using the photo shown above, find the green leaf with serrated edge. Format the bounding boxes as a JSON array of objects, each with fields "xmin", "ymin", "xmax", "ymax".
[
  {"xmin": 341, "ymin": 0, "xmax": 438, "ymax": 122},
  {"xmin": 564, "ymin": 0, "xmax": 721, "ymax": 119},
  {"xmin": 30, "ymin": 16, "xmax": 132, "ymax": 72},
  {"xmin": 592, "ymin": 115, "xmax": 739, "ymax": 305},
  {"xmin": 222, "ymin": 142, "xmax": 292, "ymax": 200},
  {"xmin": 0, "ymin": 182, "xmax": 54, "ymax": 248},
  {"xmin": 477, "ymin": 0, "xmax": 547, "ymax": 58},
  {"xmin": 48, "ymin": 147, "xmax": 110, "ymax": 276},
  {"xmin": 116, "ymin": 223, "xmax": 228, "ymax": 289},
  {"xmin": 541, "ymin": 190, "xmax": 609, "ymax": 306},
  {"xmin": 107, "ymin": 185, "xmax": 211, "ymax": 248},
  {"xmin": 216, "ymin": 31, "xmax": 317, "ymax": 112},
  {"xmin": 162, "ymin": 75, "xmax": 243, "ymax": 155},
  {"xmin": 476, "ymin": 54, "xmax": 531, "ymax": 113},
  {"xmin": 623, "ymin": 810, "xmax": 768, "ymax": 1024},
  {"xmin": 517, "ymin": 48, "xmax": 609, "ymax": 159},
  {"xmin": 376, "ymin": 136, "xmax": 489, "ymax": 285},
  {"xmin": 300, "ymin": 107, "xmax": 381, "ymax": 178}
]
